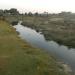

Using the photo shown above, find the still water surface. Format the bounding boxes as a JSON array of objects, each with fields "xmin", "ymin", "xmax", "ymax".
[{"xmin": 14, "ymin": 24, "xmax": 75, "ymax": 72}]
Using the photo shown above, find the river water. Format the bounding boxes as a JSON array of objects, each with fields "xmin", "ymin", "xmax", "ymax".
[{"xmin": 14, "ymin": 24, "xmax": 75, "ymax": 73}]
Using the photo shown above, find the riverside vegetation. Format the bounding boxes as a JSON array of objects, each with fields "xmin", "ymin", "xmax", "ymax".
[{"xmin": 0, "ymin": 20, "xmax": 69, "ymax": 75}]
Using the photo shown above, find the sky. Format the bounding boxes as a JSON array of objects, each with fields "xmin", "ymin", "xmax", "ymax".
[{"xmin": 0, "ymin": 0, "xmax": 75, "ymax": 13}]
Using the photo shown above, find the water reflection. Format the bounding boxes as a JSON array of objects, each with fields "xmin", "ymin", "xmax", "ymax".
[{"xmin": 14, "ymin": 24, "xmax": 75, "ymax": 72}]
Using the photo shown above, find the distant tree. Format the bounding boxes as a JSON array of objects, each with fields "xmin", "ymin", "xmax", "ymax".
[
  {"xmin": 28, "ymin": 12, "xmax": 33, "ymax": 16},
  {"xmin": 0, "ymin": 9, "xmax": 4, "ymax": 16},
  {"xmin": 4, "ymin": 9, "xmax": 9, "ymax": 13},
  {"xmin": 3, "ymin": 9, "xmax": 11, "ymax": 16},
  {"xmin": 9, "ymin": 8, "xmax": 19, "ymax": 15},
  {"xmin": 34, "ymin": 12, "xmax": 39, "ymax": 16},
  {"xmin": 0, "ymin": 9, "xmax": 5, "ymax": 20},
  {"xmin": 25, "ymin": 12, "xmax": 28, "ymax": 15}
]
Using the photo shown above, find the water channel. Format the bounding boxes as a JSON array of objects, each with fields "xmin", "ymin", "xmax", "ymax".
[{"xmin": 14, "ymin": 23, "xmax": 75, "ymax": 73}]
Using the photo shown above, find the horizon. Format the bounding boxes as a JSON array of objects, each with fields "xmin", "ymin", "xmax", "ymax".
[
  {"xmin": 0, "ymin": 0, "xmax": 75, "ymax": 13},
  {"xmin": 0, "ymin": 8, "xmax": 75, "ymax": 14}
]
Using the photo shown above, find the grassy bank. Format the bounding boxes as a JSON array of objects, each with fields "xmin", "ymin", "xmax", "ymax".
[{"xmin": 0, "ymin": 20, "xmax": 68, "ymax": 75}]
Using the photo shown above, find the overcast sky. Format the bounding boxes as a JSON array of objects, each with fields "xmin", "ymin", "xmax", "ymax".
[{"xmin": 0, "ymin": 0, "xmax": 75, "ymax": 13}]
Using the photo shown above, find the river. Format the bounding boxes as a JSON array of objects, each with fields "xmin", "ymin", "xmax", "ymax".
[{"xmin": 14, "ymin": 23, "xmax": 75, "ymax": 73}]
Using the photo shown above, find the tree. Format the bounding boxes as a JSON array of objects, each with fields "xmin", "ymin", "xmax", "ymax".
[
  {"xmin": 4, "ymin": 9, "xmax": 9, "ymax": 14},
  {"xmin": 25, "ymin": 12, "xmax": 28, "ymax": 15},
  {"xmin": 28, "ymin": 12, "xmax": 33, "ymax": 16},
  {"xmin": 0, "ymin": 9, "xmax": 5, "ymax": 20},
  {"xmin": 34, "ymin": 12, "xmax": 39, "ymax": 16},
  {"xmin": 9, "ymin": 8, "xmax": 19, "ymax": 15},
  {"xmin": 0, "ymin": 9, "xmax": 4, "ymax": 16}
]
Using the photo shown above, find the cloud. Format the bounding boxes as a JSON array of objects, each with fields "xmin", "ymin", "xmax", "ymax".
[{"xmin": 0, "ymin": 0, "xmax": 75, "ymax": 13}]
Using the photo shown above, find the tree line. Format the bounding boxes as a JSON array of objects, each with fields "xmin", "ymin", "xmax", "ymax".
[{"xmin": 0, "ymin": 8, "xmax": 75, "ymax": 17}]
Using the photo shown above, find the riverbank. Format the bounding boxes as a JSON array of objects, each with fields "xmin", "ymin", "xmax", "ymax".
[
  {"xmin": 20, "ymin": 16, "xmax": 75, "ymax": 48},
  {"xmin": 5, "ymin": 14, "xmax": 75, "ymax": 48},
  {"xmin": 0, "ymin": 20, "xmax": 69, "ymax": 75}
]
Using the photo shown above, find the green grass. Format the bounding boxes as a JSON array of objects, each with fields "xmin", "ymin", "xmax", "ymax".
[{"xmin": 0, "ymin": 20, "xmax": 68, "ymax": 75}]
